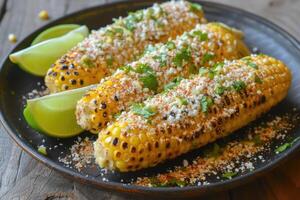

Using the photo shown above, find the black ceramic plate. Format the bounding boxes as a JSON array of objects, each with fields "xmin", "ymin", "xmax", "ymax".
[{"xmin": 1, "ymin": 0, "xmax": 300, "ymax": 199}]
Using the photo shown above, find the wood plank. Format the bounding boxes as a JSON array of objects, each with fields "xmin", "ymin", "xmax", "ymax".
[{"xmin": 0, "ymin": 0, "xmax": 300, "ymax": 199}]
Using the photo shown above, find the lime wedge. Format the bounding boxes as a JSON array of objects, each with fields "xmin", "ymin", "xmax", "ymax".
[
  {"xmin": 31, "ymin": 24, "xmax": 81, "ymax": 45},
  {"xmin": 9, "ymin": 26, "xmax": 89, "ymax": 76},
  {"xmin": 24, "ymin": 85, "xmax": 94, "ymax": 138}
]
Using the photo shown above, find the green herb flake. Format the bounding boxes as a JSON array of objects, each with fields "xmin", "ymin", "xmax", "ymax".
[
  {"xmin": 254, "ymin": 74, "xmax": 263, "ymax": 84},
  {"xmin": 153, "ymin": 54, "xmax": 167, "ymax": 67},
  {"xmin": 120, "ymin": 65, "xmax": 133, "ymax": 73},
  {"xmin": 106, "ymin": 56, "xmax": 114, "ymax": 66},
  {"xmin": 200, "ymin": 96, "xmax": 214, "ymax": 113},
  {"xmin": 38, "ymin": 145, "xmax": 47, "ymax": 155},
  {"xmin": 188, "ymin": 64, "xmax": 198, "ymax": 74},
  {"xmin": 173, "ymin": 47, "xmax": 192, "ymax": 67},
  {"xmin": 190, "ymin": 3, "xmax": 202, "ymax": 12},
  {"xmin": 199, "ymin": 67, "xmax": 208, "ymax": 76},
  {"xmin": 135, "ymin": 63, "xmax": 153, "ymax": 74},
  {"xmin": 113, "ymin": 112, "xmax": 121, "ymax": 119},
  {"xmin": 166, "ymin": 41, "xmax": 176, "ymax": 50},
  {"xmin": 139, "ymin": 73, "xmax": 159, "ymax": 91},
  {"xmin": 132, "ymin": 103, "xmax": 156, "ymax": 119},
  {"xmin": 176, "ymin": 96, "xmax": 188, "ymax": 106},
  {"xmin": 275, "ymin": 137, "xmax": 300, "ymax": 154},
  {"xmin": 252, "ymin": 135, "xmax": 262, "ymax": 146},
  {"xmin": 80, "ymin": 55, "xmax": 94, "ymax": 68},
  {"xmin": 222, "ymin": 171, "xmax": 237, "ymax": 179},
  {"xmin": 164, "ymin": 77, "xmax": 183, "ymax": 91},
  {"xmin": 248, "ymin": 62, "xmax": 258, "ymax": 69},
  {"xmin": 205, "ymin": 143, "xmax": 221, "ymax": 158},
  {"xmin": 232, "ymin": 80, "xmax": 246, "ymax": 92},
  {"xmin": 201, "ymin": 53, "xmax": 215, "ymax": 65},
  {"xmin": 192, "ymin": 30, "xmax": 208, "ymax": 41},
  {"xmin": 215, "ymin": 85, "xmax": 225, "ymax": 96},
  {"xmin": 167, "ymin": 178, "xmax": 187, "ymax": 187}
]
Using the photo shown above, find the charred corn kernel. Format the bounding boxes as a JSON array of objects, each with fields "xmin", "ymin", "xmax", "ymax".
[
  {"xmin": 94, "ymin": 55, "xmax": 291, "ymax": 172},
  {"xmin": 45, "ymin": 1, "xmax": 206, "ymax": 93},
  {"xmin": 76, "ymin": 23, "xmax": 250, "ymax": 133}
]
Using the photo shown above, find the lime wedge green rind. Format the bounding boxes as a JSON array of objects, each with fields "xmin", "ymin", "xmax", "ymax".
[
  {"xmin": 31, "ymin": 24, "xmax": 81, "ymax": 45},
  {"xmin": 9, "ymin": 25, "xmax": 89, "ymax": 77},
  {"xmin": 23, "ymin": 106, "xmax": 41, "ymax": 131},
  {"xmin": 24, "ymin": 85, "xmax": 95, "ymax": 138}
]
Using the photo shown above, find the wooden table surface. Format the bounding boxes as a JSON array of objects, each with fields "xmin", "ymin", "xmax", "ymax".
[{"xmin": 0, "ymin": 0, "xmax": 299, "ymax": 199}]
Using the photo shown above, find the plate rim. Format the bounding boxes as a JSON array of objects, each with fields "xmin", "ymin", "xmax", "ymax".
[{"xmin": 0, "ymin": 0, "xmax": 300, "ymax": 195}]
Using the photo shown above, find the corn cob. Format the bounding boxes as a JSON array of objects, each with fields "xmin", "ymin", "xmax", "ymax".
[
  {"xmin": 93, "ymin": 54, "xmax": 291, "ymax": 172},
  {"xmin": 76, "ymin": 23, "xmax": 250, "ymax": 133},
  {"xmin": 45, "ymin": 1, "xmax": 206, "ymax": 93}
]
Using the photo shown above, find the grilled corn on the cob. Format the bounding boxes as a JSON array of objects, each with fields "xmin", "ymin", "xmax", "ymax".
[
  {"xmin": 94, "ymin": 54, "xmax": 291, "ymax": 172},
  {"xmin": 45, "ymin": 1, "xmax": 206, "ymax": 93},
  {"xmin": 76, "ymin": 23, "xmax": 250, "ymax": 133}
]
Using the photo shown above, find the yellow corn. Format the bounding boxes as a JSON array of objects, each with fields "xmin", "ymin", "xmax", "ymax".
[
  {"xmin": 94, "ymin": 55, "xmax": 291, "ymax": 172},
  {"xmin": 76, "ymin": 23, "xmax": 250, "ymax": 133},
  {"xmin": 45, "ymin": 1, "xmax": 206, "ymax": 93}
]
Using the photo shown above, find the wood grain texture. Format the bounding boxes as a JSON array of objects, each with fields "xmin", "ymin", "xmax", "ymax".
[{"xmin": 0, "ymin": 0, "xmax": 299, "ymax": 199}]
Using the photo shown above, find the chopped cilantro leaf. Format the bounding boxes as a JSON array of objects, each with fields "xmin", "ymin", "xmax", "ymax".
[
  {"xmin": 106, "ymin": 56, "xmax": 114, "ymax": 66},
  {"xmin": 120, "ymin": 65, "xmax": 133, "ymax": 73},
  {"xmin": 201, "ymin": 53, "xmax": 215, "ymax": 65},
  {"xmin": 190, "ymin": 3, "xmax": 202, "ymax": 12},
  {"xmin": 153, "ymin": 54, "xmax": 167, "ymax": 67},
  {"xmin": 166, "ymin": 41, "xmax": 176, "ymax": 50},
  {"xmin": 193, "ymin": 30, "xmax": 208, "ymax": 41},
  {"xmin": 248, "ymin": 62, "xmax": 258, "ymax": 69},
  {"xmin": 204, "ymin": 143, "xmax": 221, "ymax": 158},
  {"xmin": 201, "ymin": 96, "xmax": 214, "ymax": 113},
  {"xmin": 135, "ymin": 63, "xmax": 153, "ymax": 74},
  {"xmin": 188, "ymin": 64, "xmax": 198, "ymax": 74},
  {"xmin": 38, "ymin": 145, "xmax": 47, "ymax": 155},
  {"xmin": 132, "ymin": 103, "xmax": 156, "ymax": 119},
  {"xmin": 173, "ymin": 47, "xmax": 192, "ymax": 67},
  {"xmin": 199, "ymin": 67, "xmax": 208, "ymax": 76},
  {"xmin": 252, "ymin": 135, "xmax": 262, "ymax": 146},
  {"xmin": 164, "ymin": 77, "xmax": 183, "ymax": 91},
  {"xmin": 232, "ymin": 80, "xmax": 246, "ymax": 92},
  {"xmin": 275, "ymin": 137, "xmax": 300, "ymax": 153},
  {"xmin": 80, "ymin": 55, "xmax": 94, "ymax": 68},
  {"xmin": 139, "ymin": 73, "xmax": 158, "ymax": 91},
  {"xmin": 176, "ymin": 96, "xmax": 188, "ymax": 106},
  {"xmin": 254, "ymin": 74, "xmax": 262, "ymax": 84},
  {"xmin": 222, "ymin": 171, "xmax": 237, "ymax": 179},
  {"xmin": 215, "ymin": 85, "xmax": 225, "ymax": 95}
]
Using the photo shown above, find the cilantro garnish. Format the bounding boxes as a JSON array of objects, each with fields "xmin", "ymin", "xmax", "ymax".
[
  {"xmin": 222, "ymin": 171, "xmax": 237, "ymax": 179},
  {"xmin": 190, "ymin": 3, "xmax": 202, "ymax": 12},
  {"xmin": 164, "ymin": 77, "xmax": 183, "ymax": 91},
  {"xmin": 106, "ymin": 56, "xmax": 114, "ymax": 66},
  {"xmin": 275, "ymin": 137, "xmax": 300, "ymax": 153},
  {"xmin": 254, "ymin": 74, "xmax": 262, "ymax": 84},
  {"xmin": 166, "ymin": 41, "xmax": 176, "ymax": 50},
  {"xmin": 215, "ymin": 85, "xmax": 225, "ymax": 95},
  {"xmin": 204, "ymin": 143, "xmax": 221, "ymax": 158},
  {"xmin": 232, "ymin": 80, "xmax": 246, "ymax": 92},
  {"xmin": 132, "ymin": 103, "xmax": 156, "ymax": 119},
  {"xmin": 201, "ymin": 53, "xmax": 215, "ymax": 65},
  {"xmin": 200, "ymin": 95, "xmax": 214, "ymax": 113},
  {"xmin": 176, "ymin": 96, "xmax": 188, "ymax": 106},
  {"xmin": 140, "ymin": 73, "xmax": 158, "ymax": 91},
  {"xmin": 173, "ymin": 47, "xmax": 192, "ymax": 67},
  {"xmin": 153, "ymin": 54, "xmax": 167, "ymax": 67},
  {"xmin": 193, "ymin": 30, "xmax": 208, "ymax": 41}
]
